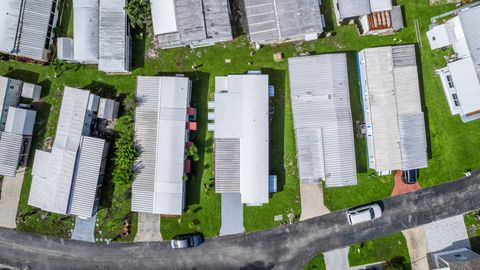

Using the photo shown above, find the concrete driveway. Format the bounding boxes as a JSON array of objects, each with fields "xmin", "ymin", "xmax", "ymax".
[
  {"xmin": 300, "ymin": 183, "xmax": 330, "ymax": 221},
  {"xmin": 71, "ymin": 216, "xmax": 96, "ymax": 242},
  {"xmin": 424, "ymin": 215, "xmax": 471, "ymax": 253},
  {"xmin": 220, "ymin": 193, "xmax": 244, "ymax": 236},
  {"xmin": 135, "ymin": 213, "xmax": 162, "ymax": 242},
  {"xmin": 324, "ymin": 247, "xmax": 349, "ymax": 270},
  {"xmin": 0, "ymin": 170, "xmax": 25, "ymax": 228},
  {"xmin": 403, "ymin": 227, "xmax": 429, "ymax": 270}
]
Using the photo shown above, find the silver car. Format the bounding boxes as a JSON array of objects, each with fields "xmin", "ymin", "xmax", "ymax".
[
  {"xmin": 170, "ymin": 233, "xmax": 204, "ymax": 249},
  {"xmin": 346, "ymin": 203, "xmax": 383, "ymax": 225}
]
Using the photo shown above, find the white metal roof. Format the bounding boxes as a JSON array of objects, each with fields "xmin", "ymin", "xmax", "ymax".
[
  {"xmin": 288, "ymin": 54, "xmax": 357, "ymax": 187},
  {"xmin": 69, "ymin": 136, "xmax": 106, "ymax": 218},
  {"xmin": 28, "ymin": 87, "xmax": 94, "ymax": 215},
  {"xmin": 337, "ymin": 0, "xmax": 371, "ymax": 19},
  {"xmin": 98, "ymin": 0, "xmax": 129, "ymax": 73},
  {"xmin": 0, "ymin": 131, "xmax": 23, "ymax": 177},
  {"xmin": 4, "ymin": 107, "xmax": 36, "ymax": 136},
  {"xmin": 0, "ymin": 0, "xmax": 55, "ymax": 61},
  {"xmin": 73, "ymin": 0, "xmax": 99, "ymax": 63},
  {"xmin": 214, "ymin": 75, "xmax": 269, "ymax": 205},
  {"xmin": 150, "ymin": 0, "xmax": 178, "ymax": 35},
  {"xmin": 448, "ymin": 57, "xmax": 480, "ymax": 115},
  {"xmin": 369, "ymin": 0, "xmax": 392, "ymax": 12},
  {"xmin": 359, "ymin": 45, "xmax": 428, "ymax": 171},
  {"xmin": 57, "ymin": 37, "xmax": 74, "ymax": 61},
  {"xmin": 132, "ymin": 76, "xmax": 190, "ymax": 215},
  {"xmin": 21, "ymin": 83, "xmax": 42, "ymax": 101}
]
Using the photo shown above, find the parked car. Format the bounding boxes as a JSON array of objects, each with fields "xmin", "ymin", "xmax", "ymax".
[
  {"xmin": 170, "ymin": 233, "xmax": 204, "ymax": 249},
  {"xmin": 402, "ymin": 169, "xmax": 418, "ymax": 184},
  {"xmin": 346, "ymin": 203, "xmax": 383, "ymax": 225}
]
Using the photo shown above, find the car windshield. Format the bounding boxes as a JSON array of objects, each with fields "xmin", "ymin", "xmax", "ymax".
[{"xmin": 369, "ymin": 208, "xmax": 375, "ymax": 219}]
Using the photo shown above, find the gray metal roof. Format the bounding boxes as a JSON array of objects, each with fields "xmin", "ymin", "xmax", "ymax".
[
  {"xmin": 288, "ymin": 54, "xmax": 357, "ymax": 187},
  {"xmin": 98, "ymin": 0, "xmax": 130, "ymax": 73},
  {"xmin": 459, "ymin": 6, "xmax": 480, "ymax": 80},
  {"xmin": 0, "ymin": 0, "xmax": 55, "ymax": 61},
  {"xmin": 337, "ymin": 0, "xmax": 371, "ymax": 19},
  {"xmin": 97, "ymin": 98, "xmax": 119, "ymax": 120},
  {"xmin": 0, "ymin": 131, "xmax": 22, "ymax": 177},
  {"xmin": 244, "ymin": 0, "xmax": 324, "ymax": 43},
  {"xmin": 399, "ymin": 113, "xmax": 428, "ymax": 170},
  {"xmin": 28, "ymin": 87, "xmax": 101, "ymax": 216},
  {"xmin": 69, "ymin": 136, "xmax": 106, "ymax": 218},
  {"xmin": 214, "ymin": 138, "xmax": 240, "ymax": 193},
  {"xmin": 153, "ymin": 0, "xmax": 232, "ymax": 48},
  {"xmin": 359, "ymin": 45, "xmax": 428, "ymax": 171},
  {"xmin": 0, "ymin": 77, "xmax": 22, "ymax": 131},
  {"xmin": 132, "ymin": 76, "xmax": 190, "ymax": 215},
  {"xmin": 4, "ymin": 107, "xmax": 36, "ymax": 136}
]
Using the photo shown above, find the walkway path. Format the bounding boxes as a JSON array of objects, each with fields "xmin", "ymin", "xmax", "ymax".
[
  {"xmin": 220, "ymin": 193, "xmax": 244, "ymax": 236},
  {"xmin": 391, "ymin": 170, "xmax": 421, "ymax": 197},
  {"xmin": 71, "ymin": 216, "xmax": 96, "ymax": 242},
  {"xmin": 135, "ymin": 213, "xmax": 162, "ymax": 242},
  {"xmin": 0, "ymin": 170, "xmax": 25, "ymax": 228},
  {"xmin": 299, "ymin": 183, "xmax": 330, "ymax": 221},
  {"xmin": 324, "ymin": 247, "xmax": 349, "ymax": 270},
  {"xmin": 403, "ymin": 227, "xmax": 429, "ymax": 270}
]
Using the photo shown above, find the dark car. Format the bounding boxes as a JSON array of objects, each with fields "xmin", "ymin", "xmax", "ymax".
[
  {"xmin": 170, "ymin": 233, "xmax": 204, "ymax": 249},
  {"xmin": 402, "ymin": 169, "xmax": 418, "ymax": 184}
]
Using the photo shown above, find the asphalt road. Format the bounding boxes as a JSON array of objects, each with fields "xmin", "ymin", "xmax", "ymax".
[{"xmin": 1, "ymin": 172, "xmax": 480, "ymax": 270}]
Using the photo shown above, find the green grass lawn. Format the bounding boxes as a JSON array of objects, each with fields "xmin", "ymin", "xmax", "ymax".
[
  {"xmin": 464, "ymin": 211, "xmax": 480, "ymax": 254},
  {"xmin": 304, "ymin": 254, "xmax": 327, "ymax": 270},
  {"xmin": 349, "ymin": 232, "xmax": 411, "ymax": 269},
  {"xmin": 6, "ymin": 0, "xmax": 480, "ymax": 243}
]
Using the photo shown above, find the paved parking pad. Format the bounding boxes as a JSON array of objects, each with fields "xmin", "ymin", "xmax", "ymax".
[
  {"xmin": 220, "ymin": 193, "xmax": 244, "ymax": 236},
  {"xmin": 424, "ymin": 215, "xmax": 470, "ymax": 253},
  {"xmin": 71, "ymin": 216, "xmax": 96, "ymax": 243}
]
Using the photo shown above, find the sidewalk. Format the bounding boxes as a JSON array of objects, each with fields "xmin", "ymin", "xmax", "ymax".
[{"xmin": 0, "ymin": 170, "xmax": 25, "ymax": 228}]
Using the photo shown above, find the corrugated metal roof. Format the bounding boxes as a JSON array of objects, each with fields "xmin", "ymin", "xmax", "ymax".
[
  {"xmin": 0, "ymin": 0, "xmax": 55, "ymax": 61},
  {"xmin": 98, "ymin": 0, "xmax": 130, "ymax": 73},
  {"xmin": 4, "ymin": 107, "xmax": 36, "ymax": 136},
  {"xmin": 73, "ymin": 0, "xmax": 99, "ymax": 63},
  {"xmin": 69, "ymin": 136, "xmax": 106, "ymax": 218},
  {"xmin": 214, "ymin": 75, "xmax": 269, "ymax": 204},
  {"xmin": 337, "ymin": 0, "xmax": 371, "ymax": 19},
  {"xmin": 244, "ymin": 0, "xmax": 323, "ymax": 43},
  {"xmin": 153, "ymin": 0, "xmax": 232, "ymax": 48},
  {"xmin": 459, "ymin": 5, "xmax": 480, "ymax": 80},
  {"xmin": 215, "ymin": 138, "xmax": 240, "ymax": 193},
  {"xmin": 399, "ymin": 113, "xmax": 428, "ymax": 170},
  {"xmin": 97, "ymin": 98, "xmax": 119, "ymax": 120},
  {"xmin": 0, "ymin": 131, "xmax": 22, "ymax": 177},
  {"xmin": 360, "ymin": 45, "xmax": 427, "ymax": 171},
  {"xmin": 132, "ymin": 76, "xmax": 190, "ymax": 215},
  {"xmin": 288, "ymin": 54, "xmax": 357, "ymax": 187},
  {"xmin": 28, "ymin": 87, "xmax": 96, "ymax": 215}
]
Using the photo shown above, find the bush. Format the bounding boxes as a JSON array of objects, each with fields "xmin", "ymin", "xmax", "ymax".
[
  {"xmin": 112, "ymin": 114, "xmax": 138, "ymax": 184},
  {"xmin": 125, "ymin": 0, "xmax": 151, "ymax": 30}
]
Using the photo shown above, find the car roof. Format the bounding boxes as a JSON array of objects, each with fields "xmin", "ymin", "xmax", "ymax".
[{"xmin": 349, "ymin": 209, "xmax": 372, "ymax": 224}]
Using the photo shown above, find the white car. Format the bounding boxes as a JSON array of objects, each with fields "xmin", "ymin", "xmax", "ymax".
[{"xmin": 346, "ymin": 203, "xmax": 383, "ymax": 225}]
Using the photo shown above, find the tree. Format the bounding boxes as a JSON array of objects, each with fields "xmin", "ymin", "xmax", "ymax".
[
  {"xmin": 125, "ymin": 0, "xmax": 151, "ymax": 30},
  {"xmin": 385, "ymin": 256, "xmax": 407, "ymax": 270},
  {"xmin": 186, "ymin": 144, "xmax": 200, "ymax": 162},
  {"xmin": 112, "ymin": 115, "xmax": 138, "ymax": 184}
]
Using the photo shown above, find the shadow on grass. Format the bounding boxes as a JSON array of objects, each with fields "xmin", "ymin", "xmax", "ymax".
[
  {"xmin": 84, "ymin": 81, "xmax": 118, "ymax": 99},
  {"xmin": 261, "ymin": 68, "xmax": 286, "ymax": 193},
  {"xmin": 415, "ymin": 44, "xmax": 433, "ymax": 160},
  {"xmin": 4, "ymin": 69, "xmax": 40, "ymax": 83},
  {"xmin": 131, "ymin": 28, "xmax": 146, "ymax": 70},
  {"xmin": 346, "ymin": 52, "xmax": 368, "ymax": 173}
]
